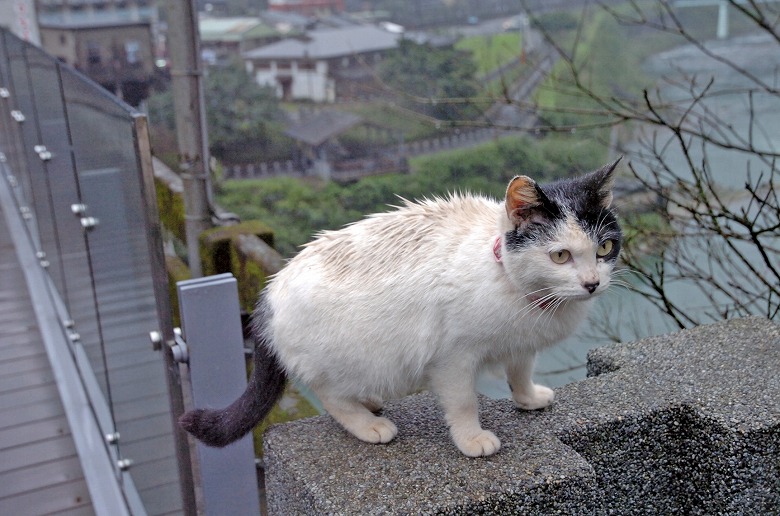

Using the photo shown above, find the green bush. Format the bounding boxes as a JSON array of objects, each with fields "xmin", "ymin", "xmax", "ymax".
[{"xmin": 217, "ymin": 135, "xmax": 606, "ymax": 257}]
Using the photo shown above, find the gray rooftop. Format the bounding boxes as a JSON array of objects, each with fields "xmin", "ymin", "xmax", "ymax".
[
  {"xmin": 264, "ymin": 316, "xmax": 780, "ymax": 514},
  {"xmin": 243, "ymin": 25, "xmax": 400, "ymax": 60}
]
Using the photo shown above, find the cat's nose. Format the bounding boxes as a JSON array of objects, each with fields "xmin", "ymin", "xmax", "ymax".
[{"xmin": 583, "ymin": 281, "xmax": 600, "ymax": 294}]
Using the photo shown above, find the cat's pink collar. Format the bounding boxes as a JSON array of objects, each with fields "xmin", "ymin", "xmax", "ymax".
[{"xmin": 493, "ymin": 236, "xmax": 502, "ymax": 263}]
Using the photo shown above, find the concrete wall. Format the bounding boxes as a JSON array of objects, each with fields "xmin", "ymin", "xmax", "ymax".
[{"xmin": 264, "ymin": 317, "xmax": 780, "ymax": 514}]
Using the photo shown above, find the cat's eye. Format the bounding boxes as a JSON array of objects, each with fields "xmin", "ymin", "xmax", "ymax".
[
  {"xmin": 597, "ymin": 240, "xmax": 614, "ymax": 257},
  {"xmin": 550, "ymin": 249, "xmax": 571, "ymax": 264}
]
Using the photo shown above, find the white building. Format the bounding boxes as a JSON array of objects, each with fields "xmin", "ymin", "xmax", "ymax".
[
  {"xmin": 243, "ymin": 24, "xmax": 400, "ymax": 103},
  {"xmin": 0, "ymin": 0, "xmax": 39, "ymax": 44}
]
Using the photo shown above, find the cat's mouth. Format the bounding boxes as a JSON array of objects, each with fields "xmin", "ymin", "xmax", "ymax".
[
  {"xmin": 527, "ymin": 291, "xmax": 596, "ymax": 309},
  {"xmin": 526, "ymin": 295, "xmax": 561, "ymax": 310}
]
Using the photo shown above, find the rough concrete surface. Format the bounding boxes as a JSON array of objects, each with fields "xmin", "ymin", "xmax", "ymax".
[{"xmin": 264, "ymin": 317, "xmax": 780, "ymax": 514}]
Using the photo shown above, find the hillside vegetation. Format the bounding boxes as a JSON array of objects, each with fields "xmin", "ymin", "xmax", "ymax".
[
  {"xmin": 219, "ymin": 2, "xmax": 746, "ymax": 257},
  {"xmin": 217, "ymin": 134, "xmax": 605, "ymax": 257}
]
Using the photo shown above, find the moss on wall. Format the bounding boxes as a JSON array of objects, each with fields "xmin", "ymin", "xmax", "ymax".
[
  {"xmin": 155, "ymin": 176, "xmax": 186, "ymax": 243},
  {"xmin": 165, "ymin": 254, "xmax": 192, "ymax": 328},
  {"xmin": 199, "ymin": 221, "xmax": 276, "ymax": 312}
]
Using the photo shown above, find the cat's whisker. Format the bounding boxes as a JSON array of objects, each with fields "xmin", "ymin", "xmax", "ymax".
[
  {"xmin": 610, "ymin": 281, "xmax": 644, "ymax": 294},
  {"xmin": 526, "ymin": 292, "xmax": 565, "ymax": 332},
  {"xmin": 615, "ymin": 267, "xmax": 652, "ymax": 281},
  {"xmin": 510, "ymin": 288, "xmax": 558, "ymax": 321}
]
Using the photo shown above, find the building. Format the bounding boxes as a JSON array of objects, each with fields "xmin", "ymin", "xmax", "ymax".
[
  {"xmin": 268, "ymin": 0, "xmax": 344, "ymax": 17},
  {"xmin": 243, "ymin": 24, "xmax": 399, "ymax": 102},
  {"xmin": 0, "ymin": 0, "xmax": 39, "ymax": 43},
  {"xmin": 36, "ymin": 0, "xmax": 156, "ymax": 105},
  {"xmin": 199, "ymin": 16, "xmax": 293, "ymax": 66}
]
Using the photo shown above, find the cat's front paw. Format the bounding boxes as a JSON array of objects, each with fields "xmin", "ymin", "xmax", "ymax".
[
  {"xmin": 351, "ymin": 416, "xmax": 398, "ymax": 444},
  {"xmin": 513, "ymin": 384, "xmax": 555, "ymax": 410},
  {"xmin": 452, "ymin": 429, "xmax": 501, "ymax": 457}
]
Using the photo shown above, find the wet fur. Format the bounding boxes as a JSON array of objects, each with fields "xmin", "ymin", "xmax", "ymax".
[{"xmin": 180, "ymin": 160, "xmax": 623, "ymax": 457}]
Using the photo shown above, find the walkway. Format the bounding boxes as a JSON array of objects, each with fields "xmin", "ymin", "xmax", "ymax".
[{"xmin": 0, "ymin": 204, "xmax": 95, "ymax": 514}]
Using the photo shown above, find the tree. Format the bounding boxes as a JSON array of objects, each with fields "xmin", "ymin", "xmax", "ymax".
[
  {"xmin": 526, "ymin": 0, "xmax": 779, "ymax": 327},
  {"xmin": 378, "ymin": 39, "xmax": 481, "ymax": 121},
  {"xmin": 204, "ymin": 59, "xmax": 285, "ymax": 163},
  {"xmin": 146, "ymin": 59, "xmax": 286, "ymax": 164}
]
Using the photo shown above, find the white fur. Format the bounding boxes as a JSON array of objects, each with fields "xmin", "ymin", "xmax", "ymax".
[{"xmin": 265, "ymin": 193, "xmax": 615, "ymax": 457}]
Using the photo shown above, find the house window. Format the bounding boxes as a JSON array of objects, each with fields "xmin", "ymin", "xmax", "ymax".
[
  {"xmin": 87, "ymin": 41, "xmax": 101, "ymax": 65},
  {"xmin": 125, "ymin": 40, "xmax": 140, "ymax": 64}
]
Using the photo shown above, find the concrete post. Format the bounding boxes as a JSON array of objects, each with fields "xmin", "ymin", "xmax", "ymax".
[{"xmin": 165, "ymin": 0, "xmax": 213, "ymax": 277}]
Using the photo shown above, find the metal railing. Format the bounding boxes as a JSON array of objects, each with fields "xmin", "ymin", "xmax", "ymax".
[{"xmin": 0, "ymin": 28, "xmax": 193, "ymax": 514}]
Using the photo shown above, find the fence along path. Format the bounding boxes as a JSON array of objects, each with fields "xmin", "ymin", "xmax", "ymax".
[{"xmin": 0, "ymin": 192, "xmax": 95, "ymax": 515}]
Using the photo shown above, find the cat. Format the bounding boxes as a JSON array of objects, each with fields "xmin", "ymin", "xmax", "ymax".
[{"xmin": 180, "ymin": 159, "xmax": 623, "ymax": 457}]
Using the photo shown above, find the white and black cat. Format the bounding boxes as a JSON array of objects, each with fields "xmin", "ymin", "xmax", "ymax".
[{"xmin": 180, "ymin": 159, "xmax": 623, "ymax": 457}]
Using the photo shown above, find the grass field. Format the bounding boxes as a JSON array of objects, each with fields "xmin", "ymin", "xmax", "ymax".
[{"xmin": 455, "ymin": 32, "xmax": 523, "ymax": 77}]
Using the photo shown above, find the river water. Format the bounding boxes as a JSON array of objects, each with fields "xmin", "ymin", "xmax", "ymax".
[{"xmin": 481, "ymin": 32, "xmax": 780, "ymax": 396}]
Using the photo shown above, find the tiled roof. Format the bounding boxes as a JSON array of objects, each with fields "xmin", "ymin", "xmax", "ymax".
[
  {"xmin": 199, "ymin": 16, "xmax": 280, "ymax": 42},
  {"xmin": 243, "ymin": 24, "xmax": 399, "ymax": 60}
]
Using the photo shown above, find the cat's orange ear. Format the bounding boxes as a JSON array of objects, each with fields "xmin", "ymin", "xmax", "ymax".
[{"xmin": 505, "ymin": 175, "xmax": 541, "ymax": 224}]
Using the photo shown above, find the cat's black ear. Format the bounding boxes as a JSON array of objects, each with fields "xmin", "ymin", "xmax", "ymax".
[
  {"xmin": 589, "ymin": 157, "xmax": 622, "ymax": 209},
  {"xmin": 505, "ymin": 175, "xmax": 544, "ymax": 226}
]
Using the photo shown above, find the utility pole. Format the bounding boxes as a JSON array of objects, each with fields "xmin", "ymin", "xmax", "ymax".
[{"xmin": 166, "ymin": 0, "xmax": 213, "ymax": 277}]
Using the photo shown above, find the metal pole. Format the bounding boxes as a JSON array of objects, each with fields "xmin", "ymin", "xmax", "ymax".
[
  {"xmin": 716, "ymin": 0, "xmax": 729, "ymax": 39},
  {"xmin": 165, "ymin": 0, "xmax": 212, "ymax": 277}
]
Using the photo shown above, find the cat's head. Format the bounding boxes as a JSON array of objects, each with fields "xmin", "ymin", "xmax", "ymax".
[{"xmin": 499, "ymin": 159, "xmax": 623, "ymax": 306}]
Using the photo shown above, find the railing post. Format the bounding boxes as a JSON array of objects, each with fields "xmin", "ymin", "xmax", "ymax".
[{"xmin": 177, "ymin": 273, "xmax": 261, "ymax": 516}]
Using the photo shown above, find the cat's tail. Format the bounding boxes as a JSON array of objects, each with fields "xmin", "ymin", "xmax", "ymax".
[{"xmin": 178, "ymin": 329, "xmax": 287, "ymax": 448}]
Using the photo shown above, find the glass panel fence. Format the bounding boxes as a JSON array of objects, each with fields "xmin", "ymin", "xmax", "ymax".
[{"xmin": 0, "ymin": 28, "xmax": 184, "ymax": 515}]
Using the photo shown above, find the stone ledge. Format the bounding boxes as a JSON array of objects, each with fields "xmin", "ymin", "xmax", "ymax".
[{"xmin": 264, "ymin": 317, "xmax": 780, "ymax": 514}]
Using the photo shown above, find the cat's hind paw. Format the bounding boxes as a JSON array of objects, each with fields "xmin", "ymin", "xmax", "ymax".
[
  {"xmin": 513, "ymin": 384, "xmax": 555, "ymax": 410},
  {"xmin": 352, "ymin": 416, "xmax": 398, "ymax": 444},
  {"xmin": 452, "ymin": 429, "xmax": 501, "ymax": 457}
]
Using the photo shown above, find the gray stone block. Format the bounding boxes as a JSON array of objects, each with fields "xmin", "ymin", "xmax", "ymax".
[{"xmin": 264, "ymin": 317, "xmax": 780, "ymax": 514}]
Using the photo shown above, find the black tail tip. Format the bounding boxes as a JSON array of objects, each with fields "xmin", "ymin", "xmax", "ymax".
[{"xmin": 178, "ymin": 409, "xmax": 237, "ymax": 448}]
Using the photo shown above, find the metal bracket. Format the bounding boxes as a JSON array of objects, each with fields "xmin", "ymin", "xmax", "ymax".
[
  {"xmin": 34, "ymin": 144, "xmax": 52, "ymax": 161},
  {"xmin": 149, "ymin": 330, "xmax": 162, "ymax": 351},
  {"xmin": 170, "ymin": 327, "xmax": 189, "ymax": 363},
  {"xmin": 70, "ymin": 203, "xmax": 99, "ymax": 230},
  {"xmin": 80, "ymin": 217, "xmax": 99, "ymax": 230}
]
